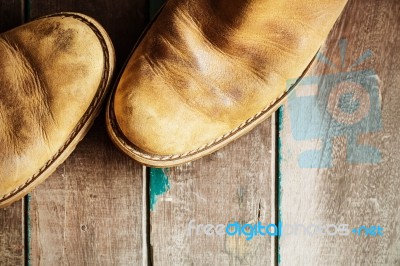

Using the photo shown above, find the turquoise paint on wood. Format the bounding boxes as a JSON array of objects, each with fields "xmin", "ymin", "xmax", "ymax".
[{"xmin": 150, "ymin": 168, "xmax": 170, "ymax": 211}]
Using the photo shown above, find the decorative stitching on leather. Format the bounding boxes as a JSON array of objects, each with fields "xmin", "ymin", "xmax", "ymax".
[
  {"xmin": 109, "ymin": 66, "xmax": 309, "ymax": 163},
  {"xmin": 111, "ymin": 90, "xmax": 285, "ymax": 161},
  {"xmin": 0, "ymin": 13, "xmax": 112, "ymax": 202},
  {"xmin": 108, "ymin": 49, "xmax": 316, "ymax": 163}
]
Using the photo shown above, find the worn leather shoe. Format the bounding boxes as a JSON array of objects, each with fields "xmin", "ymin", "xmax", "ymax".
[
  {"xmin": 0, "ymin": 13, "xmax": 115, "ymax": 208},
  {"xmin": 107, "ymin": 0, "xmax": 348, "ymax": 167}
]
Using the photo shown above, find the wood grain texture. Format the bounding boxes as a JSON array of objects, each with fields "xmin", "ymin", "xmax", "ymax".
[
  {"xmin": 28, "ymin": 0, "xmax": 148, "ymax": 265},
  {"xmin": 29, "ymin": 126, "xmax": 144, "ymax": 265},
  {"xmin": 279, "ymin": 0, "xmax": 400, "ymax": 265},
  {"xmin": 150, "ymin": 121, "xmax": 273, "ymax": 266},
  {"xmin": 0, "ymin": 1, "xmax": 25, "ymax": 265},
  {"xmin": 0, "ymin": 200, "xmax": 25, "ymax": 265}
]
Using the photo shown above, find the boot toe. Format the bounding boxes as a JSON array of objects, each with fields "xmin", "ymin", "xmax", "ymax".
[{"xmin": 0, "ymin": 13, "xmax": 114, "ymax": 207}]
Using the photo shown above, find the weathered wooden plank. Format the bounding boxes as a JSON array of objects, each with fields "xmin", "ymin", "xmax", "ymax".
[
  {"xmin": 0, "ymin": 200, "xmax": 25, "ymax": 265},
  {"xmin": 28, "ymin": 1, "xmax": 148, "ymax": 265},
  {"xmin": 279, "ymin": 0, "xmax": 400, "ymax": 265},
  {"xmin": 0, "ymin": 1, "xmax": 25, "ymax": 265},
  {"xmin": 150, "ymin": 121, "xmax": 273, "ymax": 266},
  {"xmin": 29, "ymin": 126, "xmax": 145, "ymax": 265}
]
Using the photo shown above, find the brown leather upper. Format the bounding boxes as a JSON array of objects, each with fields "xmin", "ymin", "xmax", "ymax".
[
  {"xmin": 0, "ymin": 15, "xmax": 110, "ymax": 201},
  {"xmin": 113, "ymin": 0, "xmax": 348, "ymax": 156}
]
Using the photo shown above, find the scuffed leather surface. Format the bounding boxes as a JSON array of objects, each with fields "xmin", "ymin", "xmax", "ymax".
[
  {"xmin": 0, "ymin": 16, "xmax": 105, "ymax": 199},
  {"xmin": 114, "ymin": 0, "xmax": 348, "ymax": 155}
]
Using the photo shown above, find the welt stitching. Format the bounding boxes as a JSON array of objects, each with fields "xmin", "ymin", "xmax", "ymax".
[
  {"xmin": 110, "ymin": 50, "xmax": 315, "ymax": 162},
  {"xmin": 0, "ymin": 13, "xmax": 110, "ymax": 202},
  {"xmin": 112, "ymin": 88, "xmax": 286, "ymax": 161},
  {"xmin": 109, "ymin": 45, "xmax": 319, "ymax": 161}
]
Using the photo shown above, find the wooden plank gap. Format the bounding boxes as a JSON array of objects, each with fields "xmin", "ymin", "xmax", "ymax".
[
  {"xmin": 143, "ymin": 166, "xmax": 150, "ymax": 266},
  {"xmin": 271, "ymin": 111, "xmax": 280, "ymax": 266},
  {"xmin": 23, "ymin": 195, "xmax": 30, "ymax": 266}
]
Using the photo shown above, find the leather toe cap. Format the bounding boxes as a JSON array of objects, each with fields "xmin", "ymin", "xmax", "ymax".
[{"xmin": 0, "ymin": 13, "xmax": 114, "ymax": 206}]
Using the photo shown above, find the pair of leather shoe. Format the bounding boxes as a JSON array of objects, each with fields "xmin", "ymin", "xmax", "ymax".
[{"xmin": 0, "ymin": 0, "xmax": 348, "ymax": 207}]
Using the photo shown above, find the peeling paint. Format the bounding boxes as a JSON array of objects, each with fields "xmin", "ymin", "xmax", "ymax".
[{"xmin": 150, "ymin": 168, "xmax": 171, "ymax": 211}]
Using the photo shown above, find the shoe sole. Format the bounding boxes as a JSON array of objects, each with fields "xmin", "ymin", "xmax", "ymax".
[
  {"xmin": 0, "ymin": 13, "xmax": 116, "ymax": 208},
  {"xmin": 106, "ymin": 54, "xmax": 315, "ymax": 168}
]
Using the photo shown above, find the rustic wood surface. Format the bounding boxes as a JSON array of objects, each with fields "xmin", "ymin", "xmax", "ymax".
[
  {"xmin": 279, "ymin": 0, "xmax": 400, "ymax": 265},
  {"xmin": 150, "ymin": 122, "xmax": 274, "ymax": 266},
  {"xmin": 0, "ymin": 200, "xmax": 25, "ymax": 266},
  {"xmin": 0, "ymin": 0, "xmax": 399, "ymax": 265},
  {"xmin": 0, "ymin": 1, "xmax": 25, "ymax": 265}
]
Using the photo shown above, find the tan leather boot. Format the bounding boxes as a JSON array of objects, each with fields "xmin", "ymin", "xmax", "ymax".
[
  {"xmin": 107, "ymin": 0, "xmax": 348, "ymax": 167},
  {"xmin": 0, "ymin": 13, "xmax": 115, "ymax": 208}
]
